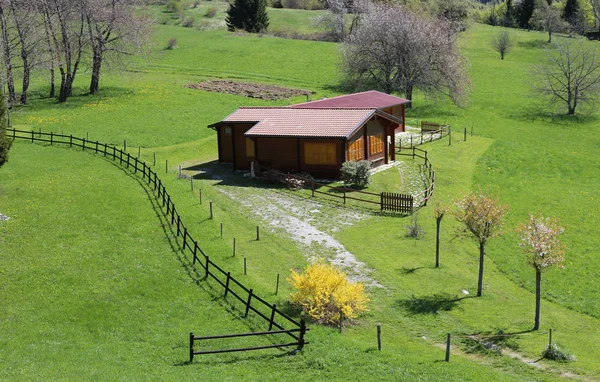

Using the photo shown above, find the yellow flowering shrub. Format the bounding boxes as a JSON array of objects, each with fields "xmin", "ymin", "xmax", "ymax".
[{"xmin": 289, "ymin": 262, "xmax": 369, "ymax": 325}]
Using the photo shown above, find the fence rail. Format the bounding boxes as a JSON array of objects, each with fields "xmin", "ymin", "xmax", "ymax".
[{"xmin": 8, "ymin": 128, "xmax": 307, "ymax": 359}]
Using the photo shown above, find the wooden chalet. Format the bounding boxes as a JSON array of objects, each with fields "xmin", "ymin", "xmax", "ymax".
[{"xmin": 208, "ymin": 91, "xmax": 410, "ymax": 178}]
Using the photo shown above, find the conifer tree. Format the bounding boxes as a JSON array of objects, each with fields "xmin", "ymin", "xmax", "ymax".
[
  {"xmin": 516, "ymin": 0, "xmax": 535, "ymax": 28},
  {"xmin": 225, "ymin": 0, "xmax": 269, "ymax": 33},
  {"xmin": 0, "ymin": 89, "xmax": 11, "ymax": 168}
]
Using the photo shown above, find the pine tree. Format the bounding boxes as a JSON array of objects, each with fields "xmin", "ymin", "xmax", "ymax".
[
  {"xmin": 516, "ymin": 0, "xmax": 535, "ymax": 28},
  {"xmin": 226, "ymin": 0, "xmax": 269, "ymax": 33},
  {"xmin": 563, "ymin": 0, "xmax": 579, "ymax": 21},
  {"xmin": 0, "ymin": 90, "xmax": 11, "ymax": 168}
]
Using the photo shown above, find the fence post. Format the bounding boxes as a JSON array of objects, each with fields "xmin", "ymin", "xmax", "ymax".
[
  {"xmin": 189, "ymin": 332, "xmax": 194, "ymax": 363},
  {"xmin": 445, "ymin": 333, "xmax": 451, "ymax": 362},
  {"xmin": 124, "ymin": 140, "xmax": 126, "ymax": 152},
  {"xmin": 177, "ymin": 215, "xmax": 181, "ymax": 236},
  {"xmin": 138, "ymin": 146, "xmax": 140, "ymax": 159},
  {"xmin": 343, "ymin": 189, "xmax": 346, "ymax": 205},
  {"xmin": 244, "ymin": 289, "xmax": 253, "ymax": 318},
  {"xmin": 464, "ymin": 127, "xmax": 467, "ymax": 142},
  {"xmin": 224, "ymin": 272, "xmax": 231, "ymax": 297},
  {"xmin": 234, "ymin": 238, "xmax": 237, "ymax": 257},
  {"xmin": 275, "ymin": 273, "xmax": 280, "ymax": 295},
  {"xmin": 243, "ymin": 257, "xmax": 246, "ymax": 275},
  {"xmin": 268, "ymin": 304, "xmax": 276, "ymax": 331},
  {"xmin": 339, "ymin": 311, "xmax": 343, "ymax": 333},
  {"xmin": 199, "ymin": 189, "xmax": 202, "ymax": 204},
  {"xmin": 220, "ymin": 223, "xmax": 223, "ymax": 238},
  {"xmin": 377, "ymin": 323, "xmax": 382, "ymax": 351},
  {"xmin": 190, "ymin": 177, "xmax": 194, "ymax": 190},
  {"xmin": 205, "ymin": 256, "xmax": 209, "ymax": 279},
  {"xmin": 449, "ymin": 127, "xmax": 451, "ymax": 146},
  {"xmin": 50, "ymin": 131, "xmax": 53, "ymax": 145},
  {"xmin": 153, "ymin": 152, "xmax": 156, "ymax": 166},
  {"xmin": 165, "ymin": 159, "xmax": 168, "ymax": 173},
  {"xmin": 256, "ymin": 226, "xmax": 260, "ymax": 241},
  {"xmin": 549, "ymin": 328, "xmax": 553, "ymax": 348},
  {"xmin": 210, "ymin": 202, "xmax": 213, "ymax": 219},
  {"xmin": 183, "ymin": 227, "xmax": 188, "ymax": 249},
  {"xmin": 311, "ymin": 180, "xmax": 315, "ymax": 197},
  {"xmin": 297, "ymin": 319, "xmax": 306, "ymax": 351},
  {"xmin": 193, "ymin": 242, "xmax": 198, "ymax": 264}
]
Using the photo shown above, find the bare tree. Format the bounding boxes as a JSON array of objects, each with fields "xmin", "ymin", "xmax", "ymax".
[
  {"xmin": 517, "ymin": 214, "xmax": 565, "ymax": 331},
  {"xmin": 84, "ymin": 0, "xmax": 150, "ymax": 95},
  {"xmin": 0, "ymin": 3, "xmax": 16, "ymax": 104},
  {"xmin": 314, "ymin": 0, "xmax": 348, "ymax": 42},
  {"xmin": 9, "ymin": 0, "xmax": 44, "ymax": 105},
  {"xmin": 531, "ymin": 0, "xmax": 566, "ymax": 43},
  {"xmin": 340, "ymin": 1, "xmax": 469, "ymax": 107},
  {"xmin": 0, "ymin": 89, "xmax": 10, "ymax": 167},
  {"xmin": 434, "ymin": 201, "xmax": 448, "ymax": 268},
  {"xmin": 455, "ymin": 190, "xmax": 507, "ymax": 297},
  {"xmin": 533, "ymin": 39, "xmax": 600, "ymax": 115},
  {"xmin": 491, "ymin": 30, "xmax": 513, "ymax": 60},
  {"xmin": 42, "ymin": 0, "xmax": 87, "ymax": 103}
]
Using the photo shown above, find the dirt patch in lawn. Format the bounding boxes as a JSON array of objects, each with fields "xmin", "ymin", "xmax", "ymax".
[{"xmin": 185, "ymin": 80, "xmax": 312, "ymax": 101}]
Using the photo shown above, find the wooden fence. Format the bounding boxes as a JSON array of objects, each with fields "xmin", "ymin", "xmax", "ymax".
[
  {"xmin": 281, "ymin": 173, "xmax": 414, "ymax": 214},
  {"xmin": 399, "ymin": 120, "xmax": 450, "ymax": 149},
  {"xmin": 8, "ymin": 128, "xmax": 308, "ymax": 359},
  {"xmin": 397, "ymin": 146, "xmax": 435, "ymax": 208}
]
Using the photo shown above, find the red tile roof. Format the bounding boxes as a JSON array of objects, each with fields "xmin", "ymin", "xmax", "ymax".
[
  {"xmin": 218, "ymin": 107, "xmax": 399, "ymax": 138},
  {"xmin": 291, "ymin": 90, "xmax": 410, "ymax": 109}
]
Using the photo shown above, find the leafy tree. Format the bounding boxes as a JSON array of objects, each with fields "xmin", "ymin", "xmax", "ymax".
[
  {"xmin": 455, "ymin": 190, "xmax": 507, "ymax": 297},
  {"xmin": 226, "ymin": 0, "xmax": 270, "ymax": 33},
  {"xmin": 517, "ymin": 214, "xmax": 565, "ymax": 331},
  {"xmin": 0, "ymin": 90, "xmax": 11, "ymax": 168},
  {"xmin": 563, "ymin": 0, "xmax": 584, "ymax": 34},
  {"xmin": 340, "ymin": 2, "xmax": 469, "ymax": 107},
  {"xmin": 533, "ymin": 39, "xmax": 600, "ymax": 115},
  {"xmin": 491, "ymin": 30, "xmax": 513, "ymax": 60},
  {"xmin": 515, "ymin": 0, "xmax": 535, "ymax": 28}
]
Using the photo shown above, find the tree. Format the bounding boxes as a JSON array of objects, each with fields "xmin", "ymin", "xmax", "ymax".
[
  {"xmin": 491, "ymin": 30, "xmax": 513, "ymax": 60},
  {"xmin": 433, "ymin": 0, "xmax": 475, "ymax": 32},
  {"xmin": 313, "ymin": 0, "xmax": 348, "ymax": 42},
  {"xmin": 83, "ymin": 0, "xmax": 150, "ymax": 95},
  {"xmin": 340, "ymin": 2, "xmax": 469, "ymax": 107},
  {"xmin": 531, "ymin": 0, "xmax": 566, "ymax": 43},
  {"xmin": 225, "ymin": 0, "xmax": 269, "ymax": 33},
  {"xmin": 0, "ymin": 3, "xmax": 16, "ymax": 104},
  {"xmin": 533, "ymin": 39, "xmax": 600, "ymax": 115},
  {"xmin": 0, "ymin": 89, "xmax": 11, "ymax": 167},
  {"xmin": 434, "ymin": 201, "xmax": 448, "ymax": 268},
  {"xmin": 517, "ymin": 214, "xmax": 565, "ymax": 331},
  {"xmin": 455, "ymin": 190, "xmax": 507, "ymax": 297},
  {"xmin": 563, "ymin": 0, "xmax": 584, "ymax": 34},
  {"xmin": 592, "ymin": 0, "xmax": 600, "ymax": 33},
  {"xmin": 515, "ymin": 0, "xmax": 535, "ymax": 28}
]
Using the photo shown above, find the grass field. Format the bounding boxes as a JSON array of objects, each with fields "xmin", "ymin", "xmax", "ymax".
[{"xmin": 1, "ymin": 6, "xmax": 600, "ymax": 381}]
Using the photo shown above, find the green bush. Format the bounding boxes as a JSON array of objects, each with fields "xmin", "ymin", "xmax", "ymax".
[
  {"xmin": 340, "ymin": 160, "xmax": 371, "ymax": 188},
  {"xmin": 166, "ymin": 0, "xmax": 183, "ymax": 14},
  {"xmin": 204, "ymin": 7, "xmax": 218, "ymax": 18}
]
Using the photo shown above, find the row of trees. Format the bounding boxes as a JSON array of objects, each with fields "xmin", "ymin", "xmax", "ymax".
[
  {"xmin": 487, "ymin": 0, "xmax": 600, "ymax": 37},
  {"xmin": 434, "ymin": 191, "xmax": 566, "ymax": 331},
  {"xmin": 0, "ymin": 0, "xmax": 150, "ymax": 105}
]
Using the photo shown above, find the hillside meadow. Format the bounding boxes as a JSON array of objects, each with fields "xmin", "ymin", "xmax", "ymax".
[{"xmin": 1, "ymin": 6, "xmax": 599, "ymax": 381}]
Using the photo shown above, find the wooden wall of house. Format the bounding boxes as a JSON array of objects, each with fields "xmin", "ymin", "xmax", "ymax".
[
  {"xmin": 366, "ymin": 119, "xmax": 386, "ymax": 165},
  {"xmin": 217, "ymin": 123, "xmax": 255, "ymax": 169},
  {"xmin": 382, "ymin": 105, "xmax": 405, "ymax": 132},
  {"xmin": 299, "ymin": 138, "xmax": 343, "ymax": 178},
  {"xmin": 346, "ymin": 128, "xmax": 365, "ymax": 162},
  {"xmin": 255, "ymin": 137, "xmax": 298, "ymax": 171}
]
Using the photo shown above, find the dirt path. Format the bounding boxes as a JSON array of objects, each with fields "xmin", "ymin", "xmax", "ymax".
[{"xmin": 215, "ymin": 183, "xmax": 383, "ymax": 288}]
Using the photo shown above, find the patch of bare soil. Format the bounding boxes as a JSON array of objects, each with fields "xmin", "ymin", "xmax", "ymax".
[{"xmin": 185, "ymin": 80, "xmax": 312, "ymax": 101}]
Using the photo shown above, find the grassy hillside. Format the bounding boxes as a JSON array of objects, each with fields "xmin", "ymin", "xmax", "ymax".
[{"xmin": 1, "ymin": 8, "xmax": 600, "ymax": 380}]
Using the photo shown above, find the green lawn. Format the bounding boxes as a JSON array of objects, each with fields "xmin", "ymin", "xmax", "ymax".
[{"xmin": 2, "ymin": 10, "xmax": 600, "ymax": 381}]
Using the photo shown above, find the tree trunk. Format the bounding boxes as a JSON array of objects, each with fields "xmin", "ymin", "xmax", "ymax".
[
  {"xmin": 548, "ymin": 30, "xmax": 552, "ymax": 43},
  {"xmin": 0, "ymin": 7, "xmax": 15, "ymax": 104},
  {"xmin": 405, "ymin": 85, "xmax": 413, "ymax": 109},
  {"xmin": 435, "ymin": 217, "xmax": 442, "ymax": 268},
  {"xmin": 20, "ymin": 65, "xmax": 29, "ymax": 105},
  {"xmin": 49, "ymin": 64, "xmax": 55, "ymax": 98},
  {"xmin": 90, "ymin": 47, "xmax": 102, "ymax": 95},
  {"xmin": 477, "ymin": 241, "xmax": 485, "ymax": 297},
  {"xmin": 533, "ymin": 269, "xmax": 541, "ymax": 330}
]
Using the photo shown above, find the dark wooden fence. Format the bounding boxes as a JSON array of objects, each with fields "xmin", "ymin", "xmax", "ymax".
[
  {"xmin": 281, "ymin": 173, "xmax": 414, "ymax": 214},
  {"xmin": 8, "ymin": 128, "xmax": 308, "ymax": 359}
]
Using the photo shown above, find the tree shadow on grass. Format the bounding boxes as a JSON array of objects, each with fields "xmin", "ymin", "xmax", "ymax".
[{"xmin": 397, "ymin": 293, "xmax": 474, "ymax": 315}]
